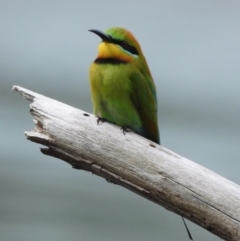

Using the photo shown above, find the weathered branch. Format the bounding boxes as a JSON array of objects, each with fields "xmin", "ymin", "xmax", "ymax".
[{"xmin": 12, "ymin": 85, "xmax": 240, "ymax": 241}]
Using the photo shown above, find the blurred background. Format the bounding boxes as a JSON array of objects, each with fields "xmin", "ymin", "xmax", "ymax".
[{"xmin": 1, "ymin": 1, "xmax": 240, "ymax": 241}]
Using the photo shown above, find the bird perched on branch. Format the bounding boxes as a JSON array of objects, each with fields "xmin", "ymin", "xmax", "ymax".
[
  {"xmin": 89, "ymin": 27, "xmax": 160, "ymax": 144},
  {"xmin": 88, "ymin": 27, "xmax": 193, "ymax": 240}
]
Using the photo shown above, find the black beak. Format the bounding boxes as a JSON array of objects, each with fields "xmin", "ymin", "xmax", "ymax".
[{"xmin": 89, "ymin": 29, "xmax": 113, "ymax": 43}]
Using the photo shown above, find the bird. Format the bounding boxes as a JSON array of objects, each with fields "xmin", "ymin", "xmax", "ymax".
[
  {"xmin": 89, "ymin": 27, "xmax": 160, "ymax": 144},
  {"xmin": 89, "ymin": 27, "xmax": 193, "ymax": 240}
]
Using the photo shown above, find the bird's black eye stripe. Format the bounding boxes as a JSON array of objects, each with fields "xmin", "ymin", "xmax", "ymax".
[
  {"xmin": 117, "ymin": 41, "xmax": 138, "ymax": 55},
  {"xmin": 109, "ymin": 37, "xmax": 139, "ymax": 55},
  {"xmin": 121, "ymin": 41, "xmax": 128, "ymax": 48},
  {"xmin": 119, "ymin": 41, "xmax": 139, "ymax": 55}
]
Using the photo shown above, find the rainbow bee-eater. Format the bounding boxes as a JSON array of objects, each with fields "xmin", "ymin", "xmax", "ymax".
[
  {"xmin": 89, "ymin": 27, "xmax": 193, "ymax": 240},
  {"xmin": 89, "ymin": 27, "xmax": 160, "ymax": 144}
]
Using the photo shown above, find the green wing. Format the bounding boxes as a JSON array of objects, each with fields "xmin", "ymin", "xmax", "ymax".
[{"xmin": 130, "ymin": 72, "xmax": 160, "ymax": 144}]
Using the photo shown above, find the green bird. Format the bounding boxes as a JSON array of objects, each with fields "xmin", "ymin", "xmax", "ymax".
[
  {"xmin": 89, "ymin": 27, "xmax": 193, "ymax": 240},
  {"xmin": 89, "ymin": 27, "xmax": 160, "ymax": 144}
]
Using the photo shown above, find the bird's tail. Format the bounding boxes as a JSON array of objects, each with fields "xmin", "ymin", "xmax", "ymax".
[{"xmin": 182, "ymin": 217, "xmax": 193, "ymax": 240}]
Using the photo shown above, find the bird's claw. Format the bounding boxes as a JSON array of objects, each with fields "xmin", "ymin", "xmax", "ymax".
[
  {"xmin": 120, "ymin": 127, "xmax": 133, "ymax": 135},
  {"xmin": 97, "ymin": 118, "xmax": 106, "ymax": 125}
]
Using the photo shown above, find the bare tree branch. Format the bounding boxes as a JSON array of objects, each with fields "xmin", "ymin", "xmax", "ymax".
[{"xmin": 12, "ymin": 85, "xmax": 240, "ymax": 241}]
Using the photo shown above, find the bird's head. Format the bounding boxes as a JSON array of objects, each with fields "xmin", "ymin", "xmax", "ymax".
[{"xmin": 89, "ymin": 27, "xmax": 145, "ymax": 64}]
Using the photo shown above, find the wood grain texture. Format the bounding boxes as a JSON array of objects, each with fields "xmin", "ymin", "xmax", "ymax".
[{"xmin": 13, "ymin": 85, "xmax": 240, "ymax": 241}]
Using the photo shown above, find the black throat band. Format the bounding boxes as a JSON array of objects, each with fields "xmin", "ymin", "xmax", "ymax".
[{"xmin": 94, "ymin": 58, "xmax": 128, "ymax": 64}]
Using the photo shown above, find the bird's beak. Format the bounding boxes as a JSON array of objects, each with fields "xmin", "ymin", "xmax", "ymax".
[{"xmin": 89, "ymin": 29, "xmax": 113, "ymax": 43}]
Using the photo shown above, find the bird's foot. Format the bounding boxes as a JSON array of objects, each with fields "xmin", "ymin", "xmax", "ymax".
[
  {"xmin": 120, "ymin": 127, "xmax": 133, "ymax": 135},
  {"xmin": 97, "ymin": 117, "xmax": 106, "ymax": 125}
]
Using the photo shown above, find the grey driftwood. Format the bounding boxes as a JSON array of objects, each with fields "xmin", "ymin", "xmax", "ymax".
[{"xmin": 13, "ymin": 85, "xmax": 240, "ymax": 241}]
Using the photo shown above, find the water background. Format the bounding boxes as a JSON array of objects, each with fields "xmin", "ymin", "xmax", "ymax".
[{"xmin": 1, "ymin": 1, "xmax": 240, "ymax": 240}]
